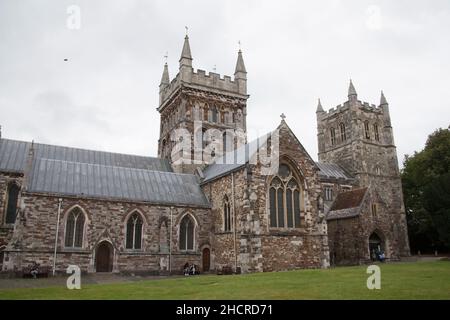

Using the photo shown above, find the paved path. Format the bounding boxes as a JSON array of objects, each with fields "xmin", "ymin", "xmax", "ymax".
[
  {"xmin": 416, "ymin": 256, "xmax": 449, "ymax": 262},
  {"xmin": 0, "ymin": 273, "xmax": 176, "ymax": 290}
]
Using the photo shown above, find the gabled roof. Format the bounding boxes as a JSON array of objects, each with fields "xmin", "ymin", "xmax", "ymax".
[
  {"xmin": 201, "ymin": 132, "xmax": 271, "ymax": 184},
  {"xmin": 201, "ymin": 120, "xmax": 319, "ymax": 184},
  {"xmin": 316, "ymin": 162, "xmax": 353, "ymax": 181},
  {"xmin": 326, "ymin": 187, "xmax": 368, "ymax": 220}
]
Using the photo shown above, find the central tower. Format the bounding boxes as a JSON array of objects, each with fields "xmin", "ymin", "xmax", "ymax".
[{"xmin": 157, "ymin": 35, "xmax": 249, "ymax": 173}]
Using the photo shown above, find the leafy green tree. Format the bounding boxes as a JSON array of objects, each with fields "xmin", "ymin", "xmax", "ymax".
[
  {"xmin": 423, "ymin": 173, "xmax": 450, "ymax": 247},
  {"xmin": 401, "ymin": 127, "xmax": 450, "ymax": 252}
]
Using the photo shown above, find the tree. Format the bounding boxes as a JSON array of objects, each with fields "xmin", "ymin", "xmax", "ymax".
[
  {"xmin": 401, "ymin": 127, "xmax": 450, "ymax": 253},
  {"xmin": 423, "ymin": 173, "xmax": 450, "ymax": 247}
]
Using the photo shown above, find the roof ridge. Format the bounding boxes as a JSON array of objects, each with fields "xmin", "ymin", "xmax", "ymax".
[
  {"xmin": 1, "ymin": 137, "xmax": 162, "ymax": 161},
  {"xmin": 208, "ymin": 130, "xmax": 274, "ymax": 166}
]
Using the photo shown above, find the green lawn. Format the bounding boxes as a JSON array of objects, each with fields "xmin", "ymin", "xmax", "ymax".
[{"xmin": 0, "ymin": 261, "xmax": 449, "ymax": 299}]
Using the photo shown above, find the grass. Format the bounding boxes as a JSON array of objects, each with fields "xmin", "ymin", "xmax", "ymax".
[{"xmin": 0, "ymin": 261, "xmax": 449, "ymax": 300}]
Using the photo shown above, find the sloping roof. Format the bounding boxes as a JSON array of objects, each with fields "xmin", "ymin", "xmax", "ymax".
[
  {"xmin": 0, "ymin": 138, "xmax": 172, "ymax": 173},
  {"xmin": 0, "ymin": 139, "xmax": 29, "ymax": 173},
  {"xmin": 316, "ymin": 162, "xmax": 353, "ymax": 181},
  {"xmin": 330, "ymin": 187, "xmax": 368, "ymax": 211},
  {"xmin": 326, "ymin": 187, "xmax": 368, "ymax": 220},
  {"xmin": 27, "ymin": 158, "xmax": 209, "ymax": 207},
  {"xmin": 0, "ymin": 138, "xmax": 210, "ymax": 207},
  {"xmin": 201, "ymin": 120, "xmax": 321, "ymax": 184},
  {"xmin": 201, "ymin": 132, "xmax": 271, "ymax": 184}
]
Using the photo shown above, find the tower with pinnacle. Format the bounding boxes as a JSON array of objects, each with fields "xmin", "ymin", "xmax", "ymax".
[
  {"xmin": 316, "ymin": 80, "xmax": 397, "ymax": 185},
  {"xmin": 157, "ymin": 34, "xmax": 249, "ymax": 173},
  {"xmin": 316, "ymin": 80, "xmax": 410, "ymax": 257}
]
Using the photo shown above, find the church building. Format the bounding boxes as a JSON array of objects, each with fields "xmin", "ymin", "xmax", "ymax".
[{"xmin": 0, "ymin": 34, "xmax": 409, "ymax": 275}]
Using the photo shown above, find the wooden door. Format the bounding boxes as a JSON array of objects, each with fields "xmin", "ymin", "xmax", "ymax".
[
  {"xmin": 202, "ymin": 248, "xmax": 210, "ymax": 272},
  {"xmin": 96, "ymin": 241, "xmax": 113, "ymax": 272}
]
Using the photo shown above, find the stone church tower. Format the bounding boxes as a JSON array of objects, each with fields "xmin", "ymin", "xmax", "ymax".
[
  {"xmin": 317, "ymin": 81, "xmax": 410, "ymax": 263},
  {"xmin": 317, "ymin": 80, "xmax": 397, "ymax": 186},
  {"xmin": 157, "ymin": 35, "xmax": 249, "ymax": 173}
]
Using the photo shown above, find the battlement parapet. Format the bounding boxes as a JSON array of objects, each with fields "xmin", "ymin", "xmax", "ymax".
[
  {"xmin": 190, "ymin": 69, "xmax": 238, "ymax": 92},
  {"xmin": 320, "ymin": 99, "xmax": 384, "ymax": 120},
  {"xmin": 160, "ymin": 68, "xmax": 246, "ymax": 107}
]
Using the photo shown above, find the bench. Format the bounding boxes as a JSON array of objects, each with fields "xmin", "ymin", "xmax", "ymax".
[
  {"xmin": 217, "ymin": 266, "xmax": 233, "ymax": 275},
  {"xmin": 22, "ymin": 266, "xmax": 50, "ymax": 278}
]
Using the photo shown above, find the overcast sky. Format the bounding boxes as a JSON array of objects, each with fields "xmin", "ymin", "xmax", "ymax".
[{"xmin": 1, "ymin": 0, "xmax": 449, "ymax": 167}]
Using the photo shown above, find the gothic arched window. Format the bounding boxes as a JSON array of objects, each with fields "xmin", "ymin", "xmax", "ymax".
[
  {"xmin": 340, "ymin": 123, "xmax": 347, "ymax": 142},
  {"xmin": 201, "ymin": 128, "xmax": 208, "ymax": 150},
  {"xmin": 269, "ymin": 163, "xmax": 302, "ymax": 228},
  {"xmin": 223, "ymin": 195, "xmax": 231, "ymax": 232},
  {"xmin": 65, "ymin": 207, "xmax": 85, "ymax": 248},
  {"xmin": 330, "ymin": 128, "xmax": 336, "ymax": 146},
  {"xmin": 212, "ymin": 106, "xmax": 218, "ymax": 123},
  {"xmin": 5, "ymin": 182, "xmax": 20, "ymax": 224},
  {"xmin": 373, "ymin": 123, "xmax": 380, "ymax": 142},
  {"xmin": 364, "ymin": 121, "xmax": 371, "ymax": 139},
  {"xmin": 126, "ymin": 212, "xmax": 143, "ymax": 250},
  {"xmin": 180, "ymin": 215, "xmax": 195, "ymax": 251},
  {"xmin": 203, "ymin": 106, "xmax": 209, "ymax": 122}
]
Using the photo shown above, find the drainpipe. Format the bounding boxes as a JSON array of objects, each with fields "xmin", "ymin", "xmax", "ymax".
[
  {"xmin": 169, "ymin": 206, "xmax": 173, "ymax": 274},
  {"xmin": 52, "ymin": 198, "xmax": 62, "ymax": 276},
  {"xmin": 232, "ymin": 172, "xmax": 237, "ymax": 272}
]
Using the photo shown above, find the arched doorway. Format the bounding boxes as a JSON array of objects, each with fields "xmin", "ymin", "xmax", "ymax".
[
  {"xmin": 202, "ymin": 248, "xmax": 210, "ymax": 272},
  {"xmin": 95, "ymin": 241, "xmax": 113, "ymax": 272},
  {"xmin": 369, "ymin": 232, "xmax": 384, "ymax": 261}
]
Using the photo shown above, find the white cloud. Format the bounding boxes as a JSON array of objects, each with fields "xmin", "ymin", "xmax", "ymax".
[
  {"xmin": 0, "ymin": 0, "xmax": 449, "ymax": 166},
  {"xmin": 366, "ymin": 5, "xmax": 383, "ymax": 30}
]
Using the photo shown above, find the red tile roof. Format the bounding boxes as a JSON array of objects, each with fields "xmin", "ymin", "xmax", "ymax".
[{"xmin": 330, "ymin": 187, "xmax": 368, "ymax": 211}]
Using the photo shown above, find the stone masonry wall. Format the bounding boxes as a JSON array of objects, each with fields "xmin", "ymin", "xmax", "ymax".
[
  {"xmin": 2, "ymin": 194, "xmax": 211, "ymax": 274},
  {"xmin": 327, "ymin": 217, "xmax": 362, "ymax": 265},
  {"xmin": 245, "ymin": 123, "xmax": 329, "ymax": 272},
  {"xmin": 201, "ymin": 167, "xmax": 247, "ymax": 272},
  {"xmin": 327, "ymin": 186, "xmax": 404, "ymax": 265}
]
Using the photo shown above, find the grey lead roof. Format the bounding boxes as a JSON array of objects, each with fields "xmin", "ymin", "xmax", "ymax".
[
  {"xmin": 0, "ymin": 138, "xmax": 209, "ymax": 207},
  {"xmin": 28, "ymin": 158, "xmax": 209, "ymax": 207},
  {"xmin": 0, "ymin": 139, "xmax": 29, "ymax": 173},
  {"xmin": 201, "ymin": 135, "xmax": 354, "ymax": 184},
  {"xmin": 315, "ymin": 162, "xmax": 353, "ymax": 181},
  {"xmin": 201, "ymin": 132, "xmax": 272, "ymax": 184},
  {"xmin": 0, "ymin": 138, "xmax": 172, "ymax": 173}
]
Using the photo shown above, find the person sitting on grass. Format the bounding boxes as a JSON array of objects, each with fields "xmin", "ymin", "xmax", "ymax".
[{"xmin": 183, "ymin": 262, "xmax": 190, "ymax": 276}]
